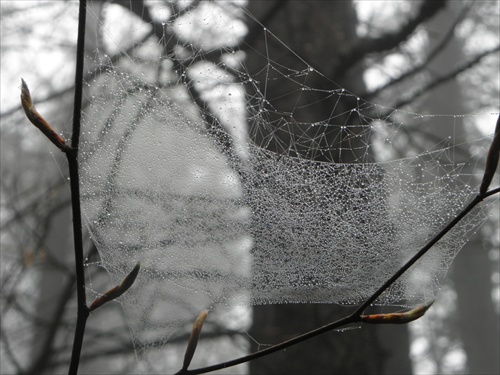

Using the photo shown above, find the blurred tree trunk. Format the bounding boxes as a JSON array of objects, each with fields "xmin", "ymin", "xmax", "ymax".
[
  {"xmin": 417, "ymin": 5, "xmax": 499, "ymax": 374},
  {"xmin": 245, "ymin": 1, "xmax": 411, "ymax": 373}
]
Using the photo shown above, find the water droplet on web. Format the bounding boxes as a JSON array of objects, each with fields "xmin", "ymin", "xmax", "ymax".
[{"xmin": 77, "ymin": 10, "xmax": 494, "ymax": 367}]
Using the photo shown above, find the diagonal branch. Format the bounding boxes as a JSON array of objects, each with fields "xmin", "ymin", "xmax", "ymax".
[
  {"xmin": 362, "ymin": 1, "xmax": 472, "ymax": 101},
  {"xmin": 0, "ymin": 30, "xmax": 155, "ymax": 119},
  {"xmin": 334, "ymin": 0, "xmax": 447, "ymax": 78},
  {"xmin": 178, "ymin": 177, "xmax": 500, "ymax": 375},
  {"xmin": 393, "ymin": 45, "xmax": 500, "ymax": 109},
  {"xmin": 111, "ymin": 0, "xmax": 246, "ymax": 177},
  {"xmin": 177, "ymin": 111, "xmax": 500, "ymax": 373}
]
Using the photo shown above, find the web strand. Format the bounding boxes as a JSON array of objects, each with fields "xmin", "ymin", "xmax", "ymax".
[{"xmin": 78, "ymin": 1, "xmax": 498, "ymax": 370}]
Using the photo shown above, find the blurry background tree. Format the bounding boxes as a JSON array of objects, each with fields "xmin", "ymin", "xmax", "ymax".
[{"xmin": 1, "ymin": 1, "xmax": 498, "ymax": 374}]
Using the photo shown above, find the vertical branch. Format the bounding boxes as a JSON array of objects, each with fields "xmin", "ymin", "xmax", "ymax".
[
  {"xmin": 67, "ymin": 0, "xmax": 88, "ymax": 374},
  {"xmin": 70, "ymin": 0, "xmax": 86, "ymax": 149}
]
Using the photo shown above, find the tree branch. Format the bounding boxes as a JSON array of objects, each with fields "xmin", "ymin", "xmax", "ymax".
[
  {"xmin": 179, "ymin": 186, "xmax": 499, "ymax": 374},
  {"xmin": 110, "ymin": 0, "xmax": 246, "ymax": 177},
  {"xmin": 393, "ymin": 45, "xmax": 500, "ymax": 109},
  {"xmin": 334, "ymin": 0, "xmax": 447, "ymax": 78},
  {"xmin": 362, "ymin": 1, "xmax": 472, "ymax": 101},
  {"xmin": 67, "ymin": 1, "xmax": 89, "ymax": 374}
]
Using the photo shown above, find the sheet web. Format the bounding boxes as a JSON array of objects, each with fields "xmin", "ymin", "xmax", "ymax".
[{"xmin": 79, "ymin": 1, "xmax": 496, "ymax": 369}]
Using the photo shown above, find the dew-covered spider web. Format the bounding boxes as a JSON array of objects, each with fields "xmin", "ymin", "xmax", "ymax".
[{"xmin": 79, "ymin": 1, "xmax": 497, "ymax": 371}]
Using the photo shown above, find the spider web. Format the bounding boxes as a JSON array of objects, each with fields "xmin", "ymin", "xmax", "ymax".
[{"xmin": 79, "ymin": 1, "xmax": 497, "ymax": 371}]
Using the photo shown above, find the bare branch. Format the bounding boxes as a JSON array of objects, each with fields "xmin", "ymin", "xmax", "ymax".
[
  {"xmin": 334, "ymin": 0, "xmax": 447, "ymax": 78},
  {"xmin": 362, "ymin": 2, "xmax": 472, "ymax": 101},
  {"xmin": 393, "ymin": 45, "xmax": 500, "ymax": 109}
]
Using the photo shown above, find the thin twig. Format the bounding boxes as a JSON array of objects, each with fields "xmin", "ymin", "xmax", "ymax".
[
  {"xmin": 67, "ymin": 0, "xmax": 89, "ymax": 374},
  {"xmin": 352, "ymin": 195, "xmax": 482, "ymax": 315},
  {"xmin": 178, "ymin": 186, "xmax": 499, "ymax": 374},
  {"xmin": 0, "ymin": 30, "xmax": 154, "ymax": 119},
  {"xmin": 362, "ymin": 2, "xmax": 473, "ymax": 101},
  {"xmin": 178, "ymin": 190, "xmax": 498, "ymax": 374}
]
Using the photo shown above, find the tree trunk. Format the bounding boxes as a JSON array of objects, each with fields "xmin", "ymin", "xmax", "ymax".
[{"xmin": 245, "ymin": 1, "xmax": 410, "ymax": 373}]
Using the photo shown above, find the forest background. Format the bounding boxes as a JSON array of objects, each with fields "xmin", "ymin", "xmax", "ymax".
[{"xmin": 1, "ymin": 1, "xmax": 499, "ymax": 374}]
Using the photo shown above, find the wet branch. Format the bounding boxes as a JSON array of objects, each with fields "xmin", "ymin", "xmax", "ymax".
[{"xmin": 67, "ymin": 0, "xmax": 89, "ymax": 374}]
